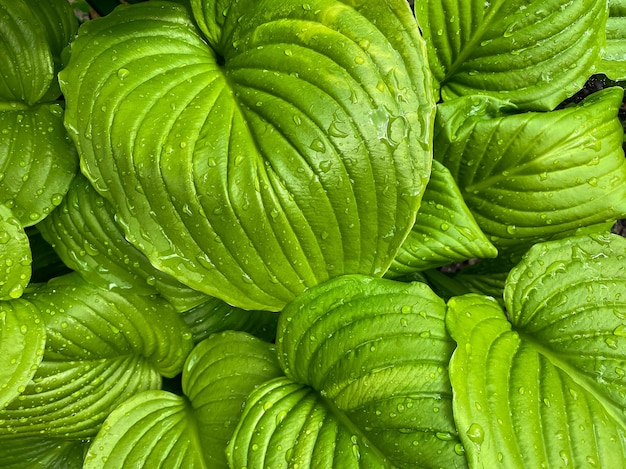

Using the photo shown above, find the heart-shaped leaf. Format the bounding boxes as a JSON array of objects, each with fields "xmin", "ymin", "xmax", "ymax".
[
  {"xmin": 446, "ymin": 234, "xmax": 626, "ymax": 467},
  {"xmin": 435, "ymin": 87, "xmax": 626, "ymax": 250},
  {"xmin": 38, "ymin": 174, "xmax": 208, "ymax": 312},
  {"xmin": 387, "ymin": 160, "xmax": 497, "ymax": 278},
  {"xmin": 415, "ymin": 0, "xmax": 607, "ymax": 110},
  {"xmin": 228, "ymin": 275, "xmax": 467, "ymax": 468},
  {"xmin": 59, "ymin": 0, "xmax": 435, "ymax": 311},
  {"xmin": 0, "ymin": 274, "xmax": 193, "ymax": 438},
  {"xmin": 83, "ymin": 331, "xmax": 283, "ymax": 468}
]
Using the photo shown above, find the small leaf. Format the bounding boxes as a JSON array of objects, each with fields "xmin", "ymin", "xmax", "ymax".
[
  {"xmin": 0, "ymin": 274, "xmax": 193, "ymax": 438},
  {"xmin": 0, "ymin": 204, "xmax": 31, "ymax": 300},
  {"xmin": 0, "ymin": 299, "xmax": 45, "ymax": 409},
  {"xmin": 181, "ymin": 296, "xmax": 279, "ymax": 343},
  {"xmin": 435, "ymin": 87, "xmax": 626, "ymax": 250},
  {"xmin": 415, "ymin": 0, "xmax": 608, "ymax": 110},
  {"xmin": 0, "ymin": 103, "xmax": 78, "ymax": 226},
  {"xmin": 84, "ymin": 332, "xmax": 283, "ymax": 468},
  {"xmin": 446, "ymin": 234, "xmax": 626, "ymax": 467},
  {"xmin": 387, "ymin": 160, "xmax": 497, "ymax": 277},
  {"xmin": 0, "ymin": 0, "xmax": 54, "ymax": 105}
]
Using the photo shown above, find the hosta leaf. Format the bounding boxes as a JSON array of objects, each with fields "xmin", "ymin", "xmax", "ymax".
[
  {"xmin": 0, "ymin": 436, "xmax": 86, "ymax": 469},
  {"xmin": 0, "ymin": 299, "xmax": 45, "ymax": 409},
  {"xmin": 0, "ymin": 0, "xmax": 54, "ymax": 105},
  {"xmin": 181, "ymin": 296, "xmax": 279, "ymax": 343},
  {"xmin": 387, "ymin": 160, "xmax": 496, "ymax": 278},
  {"xmin": 415, "ymin": 0, "xmax": 607, "ymax": 110},
  {"xmin": 0, "ymin": 273, "xmax": 193, "ymax": 438},
  {"xmin": 0, "ymin": 103, "xmax": 78, "ymax": 226},
  {"xmin": 599, "ymin": 0, "xmax": 626, "ymax": 80},
  {"xmin": 228, "ymin": 377, "xmax": 396, "ymax": 468},
  {"xmin": 38, "ymin": 174, "xmax": 208, "ymax": 312},
  {"xmin": 446, "ymin": 234, "xmax": 626, "ymax": 467},
  {"xmin": 84, "ymin": 332, "xmax": 283, "ymax": 468},
  {"xmin": 0, "ymin": 204, "xmax": 31, "ymax": 300},
  {"xmin": 59, "ymin": 0, "xmax": 435, "ymax": 311},
  {"xmin": 276, "ymin": 275, "xmax": 467, "ymax": 468},
  {"xmin": 435, "ymin": 87, "xmax": 626, "ymax": 250}
]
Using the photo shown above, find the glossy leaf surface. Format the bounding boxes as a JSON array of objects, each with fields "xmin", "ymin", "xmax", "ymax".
[{"xmin": 59, "ymin": 0, "xmax": 435, "ymax": 311}]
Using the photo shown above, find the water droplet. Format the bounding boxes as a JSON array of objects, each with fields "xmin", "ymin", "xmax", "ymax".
[
  {"xmin": 117, "ymin": 68, "xmax": 130, "ymax": 80},
  {"xmin": 354, "ymin": 56, "xmax": 365, "ymax": 65},
  {"xmin": 310, "ymin": 139, "xmax": 325, "ymax": 153},
  {"xmin": 466, "ymin": 423, "xmax": 485, "ymax": 448},
  {"xmin": 284, "ymin": 48, "xmax": 293, "ymax": 56}
]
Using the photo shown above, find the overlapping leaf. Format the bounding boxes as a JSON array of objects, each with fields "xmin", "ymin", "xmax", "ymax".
[
  {"xmin": 59, "ymin": 0, "xmax": 435, "ymax": 311},
  {"xmin": 228, "ymin": 275, "xmax": 467, "ymax": 468},
  {"xmin": 38, "ymin": 174, "xmax": 208, "ymax": 312},
  {"xmin": 387, "ymin": 160, "xmax": 496, "ymax": 278},
  {"xmin": 446, "ymin": 234, "xmax": 626, "ymax": 467},
  {"xmin": 435, "ymin": 87, "xmax": 626, "ymax": 250},
  {"xmin": 0, "ymin": 274, "xmax": 193, "ymax": 438},
  {"xmin": 599, "ymin": 0, "xmax": 626, "ymax": 80},
  {"xmin": 0, "ymin": 204, "xmax": 31, "ymax": 299},
  {"xmin": 181, "ymin": 296, "xmax": 279, "ymax": 343},
  {"xmin": 0, "ymin": 437, "xmax": 86, "ymax": 469},
  {"xmin": 83, "ymin": 332, "xmax": 283, "ymax": 468},
  {"xmin": 415, "ymin": 0, "xmax": 607, "ymax": 110}
]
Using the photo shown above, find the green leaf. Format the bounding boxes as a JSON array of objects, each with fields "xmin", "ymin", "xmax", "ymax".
[
  {"xmin": 228, "ymin": 376, "xmax": 397, "ymax": 468},
  {"xmin": 0, "ymin": 0, "xmax": 54, "ymax": 105},
  {"xmin": 435, "ymin": 87, "xmax": 626, "ymax": 250},
  {"xmin": 83, "ymin": 332, "xmax": 283, "ymax": 468},
  {"xmin": 0, "ymin": 437, "xmax": 86, "ymax": 469},
  {"xmin": 387, "ymin": 160, "xmax": 497, "ymax": 277},
  {"xmin": 0, "ymin": 204, "xmax": 31, "ymax": 300},
  {"xmin": 181, "ymin": 296, "xmax": 279, "ymax": 343},
  {"xmin": 599, "ymin": 0, "xmax": 626, "ymax": 80},
  {"xmin": 0, "ymin": 298, "xmax": 45, "ymax": 410},
  {"xmin": 38, "ymin": 174, "xmax": 208, "ymax": 312},
  {"xmin": 0, "ymin": 103, "xmax": 78, "ymax": 226},
  {"xmin": 272, "ymin": 275, "xmax": 467, "ymax": 468},
  {"xmin": 415, "ymin": 0, "xmax": 607, "ymax": 110},
  {"xmin": 0, "ymin": 274, "xmax": 193, "ymax": 438},
  {"xmin": 59, "ymin": 0, "xmax": 435, "ymax": 311},
  {"xmin": 446, "ymin": 234, "xmax": 626, "ymax": 467}
]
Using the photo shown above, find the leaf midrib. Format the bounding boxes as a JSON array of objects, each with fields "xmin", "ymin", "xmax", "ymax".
[
  {"xmin": 517, "ymin": 328, "xmax": 626, "ymax": 433},
  {"xmin": 442, "ymin": 0, "xmax": 509, "ymax": 84}
]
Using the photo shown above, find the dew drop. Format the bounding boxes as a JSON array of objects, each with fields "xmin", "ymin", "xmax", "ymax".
[{"xmin": 117, "ymin": 68, "xmax": 130, "ymax": 80}]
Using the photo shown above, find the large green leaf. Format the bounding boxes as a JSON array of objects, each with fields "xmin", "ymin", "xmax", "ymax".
[
  {"xmin": 599, "ymin": 0, "xmax": 626, "ymax": 80},
  {"xmin": 0, "ymin": 274, "xmax": 193, "ymax": 438},
  {"xmin": 83, "ymin": 331, "xmax": 283, "ymax": 468},
  {"xmin": 446, "ymin": 234, "xmax": 626, "ymax": 467},
  {"xmin": 415, "ymin": 0, "xmax": 607, "ymax": 110},
  {"xmin": 0, "ymin": 103, "xmax": 78, "ymax": 227},
  {"xmin": 387, "ymin": 159, "xmax": 496, "ymax": 278},
  {"xmin": 59, "ymin": 0, "xmax": 435, "ymax": 311},
  {"xmin": 435, "ymin": 87, "xmax": 626, "ymax": 250},
  {"xmin": 38, "ymin": 174, "xmax": 208, "ymax": 312},
  {"xmin": 228, "ymin": 275, "xmax": 467, "ymax": 468}
]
